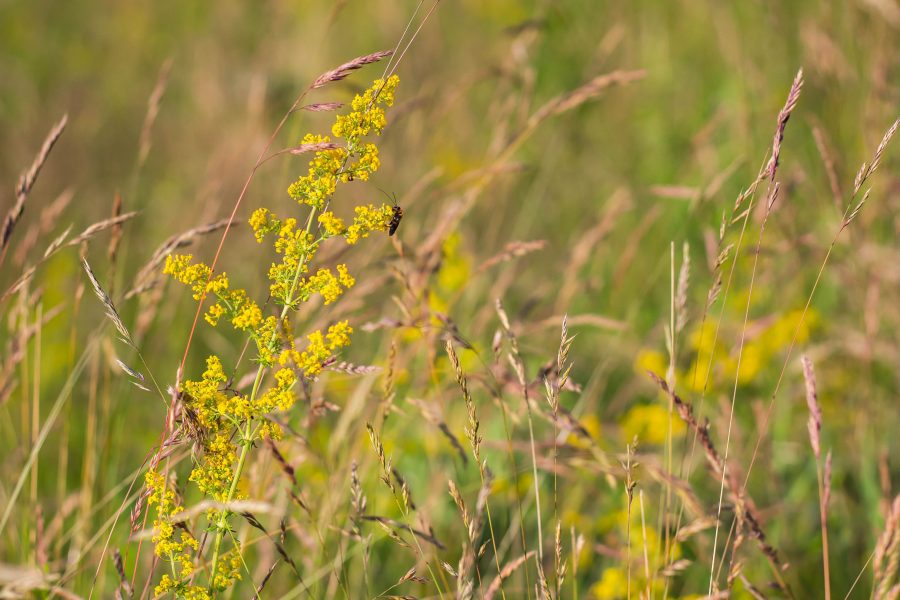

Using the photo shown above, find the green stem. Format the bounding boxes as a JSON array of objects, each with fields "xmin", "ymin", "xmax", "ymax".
[
  {"xmin": 208, "ymin": 420, "xmax": 253, "ymax": 590},
  {"xmin": 207, "ymin": 208, "xmax": 319, "ymax": 592}
]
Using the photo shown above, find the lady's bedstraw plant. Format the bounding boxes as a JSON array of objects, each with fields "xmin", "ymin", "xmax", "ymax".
[{"xmin": 145, "ymin": 75, "xmax": 400, "ymax": 598}]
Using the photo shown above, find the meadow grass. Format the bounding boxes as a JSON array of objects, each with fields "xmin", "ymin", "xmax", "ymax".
[{"xmin": 1, "ymin": 1, "xmax": 899, "ymax": 598}]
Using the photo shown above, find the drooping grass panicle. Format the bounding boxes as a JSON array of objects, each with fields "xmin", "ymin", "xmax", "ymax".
[
  {"xmin": 81, "ymin": 257, "xmax": 135, "ymax": 348},
  {"xmin": 1, "ymin": 114, "xmax": 68, "ymax": 264}
]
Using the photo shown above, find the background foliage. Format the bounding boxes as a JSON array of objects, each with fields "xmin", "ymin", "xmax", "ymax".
[{"xmin": 1, "ymin": 0, "xmax": 898, "ymax": 597}]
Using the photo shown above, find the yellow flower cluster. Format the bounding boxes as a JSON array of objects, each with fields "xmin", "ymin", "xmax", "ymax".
[
  {"xmin": 302, "ymin": 264, "xmax": 355, "ymax": 304},
  {"xmin": 317, "ymin": 211, "xmax": 346, "ymax": 237},
  {"xmin": 211, "ymin": 546, "xmax": 243, "ymax": 591},
  {"xmin": 280, "ymin": 320, "xmax": 353, "ymax": 377},
  {"xmin": 189, "ymin": 433, "xmax": 237, "ymax": 502},
  {"xmin": 287, "ymin": 134, "xmax": 348, "ymax": 209},
  {"xmin": 145, "ymin": 469, "xmax": 203, "ymax": 597},
  {"xmin": 157, "ymin": 75, "xmax": 400, "ymax": 595},
  {"xmin": 346, "ymin": 204, "xmax": 395, "ymax": 244},
  {"xmin": 163, "ymin": 254, "xmax": 226, "ymax": 301},
  {"xmin": 164, "ymin": 254, "xmax": 263, "ymax": 332},
  {"xmin": 332, "ymin": 76, "xmax": 399, "ymax": 141}
]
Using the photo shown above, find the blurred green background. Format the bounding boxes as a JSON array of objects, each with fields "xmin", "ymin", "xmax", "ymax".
[{"xmin": 1, "ymin": 0, "xmax": 898, "ymax": 597}]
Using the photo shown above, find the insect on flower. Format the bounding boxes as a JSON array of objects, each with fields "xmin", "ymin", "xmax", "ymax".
[
  {"xmin": 389, "ymin": 203, "xmax": 403, "ymax": 236},
  {"xmin": 379, "ymin": 188, "xmax": 404, "ymax": 236}
]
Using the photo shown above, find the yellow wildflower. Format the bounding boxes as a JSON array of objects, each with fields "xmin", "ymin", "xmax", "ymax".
[{"xmin": 318, "ymin": 211, "xmax": 346, "ymax": 236}]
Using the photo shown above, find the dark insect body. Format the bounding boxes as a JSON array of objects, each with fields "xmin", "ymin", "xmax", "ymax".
[{"xmin": 389, "ymin": 204, "xmax": 403, "ymax": 236}]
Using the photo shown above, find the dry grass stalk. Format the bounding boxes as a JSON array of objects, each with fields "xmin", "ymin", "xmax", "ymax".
[
  {"xmin": 476, "ymin": 240, "xmax": 547, "ymax": 273},
  {"xmin": 531, "ymin": 69, "xmax": 646, "ymax": 123},
  {"xmin": 801, "ymin": 355, "xmax": 830, "ymax": 600},
  {"xmin": 12, "ymin": 189, "xmax": 73, "ymax": 266},
  {"xmin": 81, "ymin": 258, "xmax": 135, "ymax": 348},
  {"xmin": 265, "ymin": 438, "xmax": 309, "ymax": 514},
  {"xmin": 647, "ymin": 372, "xmax": 788, "ymax": 593},
  {"xmin": 495, "ymin": 297, "xmax": 545, "ymax": 560},
  {"xmin": 1, "ymin": 187, "xmax": 127, "ymax": 304},
  {"xmin": 554, "ymin": 520, "xmax": 566, "ymax": 598},
  {"xmin": 483, "ymin": 551, "xmax": 536, "ymax": 600},
  {"xmin": 113, "ymin": 548, "xmax": 133, "ymax": 598},
  {"xmin": 448, "ymin": 479, "xmax": 480, "ymax": 600},
  {"xmin": 251, "ymin": 562, "xmax": 278, "ymax": 599},
  {"xmin": 766, "ymin": 68, "xmax": 804, "ymax": 181},
  {"xmin": 324, "ymin": 361, "xmax": 382, "ymax": 375},
  {"xmin": 350, "ymin": 461, "xmax": 367, "ymax": 535},
  {"xmin": 138, "ymin": 57, "xmax": 173, "ymax": 167},
  {"xmin": 675, "ymin": 242, "xmax": 691, "ymax": 334},
  {"xmin": 874, "ymin": 495, "xmax": 900, "ymax": 600},
  {"xmin": 1, "ymin": 114, "xmax": 68, "ymax": 260},
  {"xmin": 67, "ymin": 212, "xmax": 139, "ymax": 249},
  {"xmin": 288, "ymin": 141, "xmax": 340, "ymax": 155},
  {"xmin": 801, "ymin": 356, "xmax": 823, "ymax": 459},
  {"xmin": 366, "ymin": 423, "xmax": 396, "ymax": 495},
  {"xmin": 127, "ymin": 218, "xmax": 231, "ymax": 298},
  {"xmin": 622, "ymin": 438, "xmax": 638, "ymax": 598},
  {"xmin": 811, "ymin": 125, "xmax": 843, "ymax": 209},
  {"xmin": 0, "ymin": 303, "xmax": 64, "ymax": 406},
  {"xmin": 311, "ymin": 50, "xmax": 393, "ymax": 89},
  {"xmin": 852, "ymin": 117, "xmax": 899, "ymax": 195},
  {"xmin": 359, "ymin": 515, "xmax": 445, "ymax": 550},
  {"xmin": 446, "ymin": 340, "xmax": 482, "ymax": 467},
  {"xmin": 107, "ymin": 193, "xmax": 124, "ymax": 265},
  {"xmin": 239, "ymin": 511, "xmax": 300, "ymax": 578},
  {"xmin": 299, "ymin": 102, "xmax": 344, "ymax": 112}
]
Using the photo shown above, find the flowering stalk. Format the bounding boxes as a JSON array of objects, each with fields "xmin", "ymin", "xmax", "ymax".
[{"xmin": 149, "ymin": 75, "xmax": 401, "ymax": 598}]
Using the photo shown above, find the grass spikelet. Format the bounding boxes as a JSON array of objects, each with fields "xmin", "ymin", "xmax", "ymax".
[
  {"xmin": 802, "ymin": 355, "xmax": 831, "ymax": 599},
  {"xmin": 128, "ymin": 218, "xmax": 231, "ymax": 297},
  {"xmin": 853, "ymin": 118, "xmax": 899, "ymax": 195},
  {"xmin": 311, "ymin": 50, "xmax": 393, "ymax": 89},
  {"xmin": 81, "ymin": 257, "xmax": 135, "ymax": 347},
  {"xmin": 874, "ymin": 495, "xmax": 900, "ymax": 599},
  {"xmin": 1, "ymin": 114, "xmax": 68, "ymax": 263},
  {"xmin": 647, "ymin": 372, "xmax": 788, "ymax": 592},
  {"xmin": 484, "ymin": 552, "xmax": 536, "ymax": 600},
  {"xmin": 138, "ymin": 58, "xmax": 173, "ymax": 167},
  {"xmin": 801, "ymin": 356, "xmax": 822, "ymax": 459},
  {"xmin": 299, "ymin": 102, "xmax": 344, "ymax": 112},
  {"xmin": 67, "ymin": 212, "xmax": 139, "ymax": 248},
  {"xmin": 767, "ymin": 68, "xmax": 804, "ymax": 180},
  {"xmin": 675, "ymin": 242, "xmax": 690, "ymax": 334},
  {"xmin": 445, "ymin": 340, "xmax": 481, "ymax": 465},
  {"xmin": 537, "ymin": 69, "xmax": 647, "ymax": 120},
  {"xmin": 113, "ymin": 548, "xmax": 133, "ymax": 598},
  {"xmin": 477, "ymin": 240, "xmax": 547, "ymax": 273}
]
